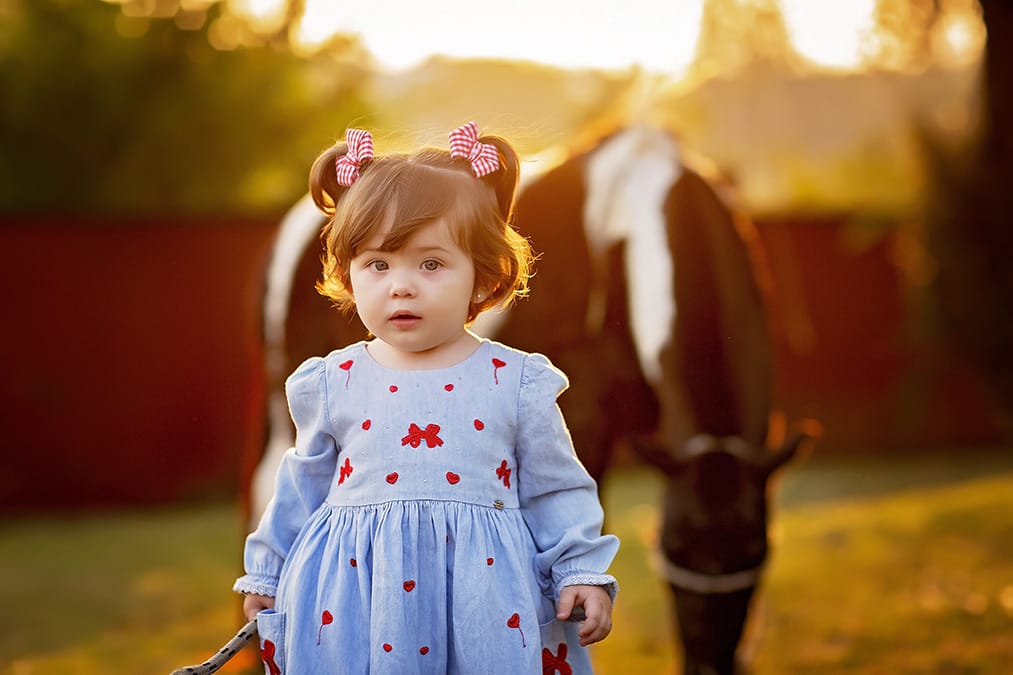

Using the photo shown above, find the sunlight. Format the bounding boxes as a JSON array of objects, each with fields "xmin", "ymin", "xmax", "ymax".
[
  {"xmin": 291, "ymin": 0, "xmax": 704, "ymax": 73},
  {"xmin": 933, "ymin": 7, "xmax": 987, "ymax": 68},
  {"xmin": 227, "ymin": 0, "xmax": 286, "ymax": 34},
  {"xmin": 109, "ymin": 0, "xmax": 986, "ymax": 78},
  {"xmin": 780, "ymin": 0, "xmax": 877, "ymax": 70}
]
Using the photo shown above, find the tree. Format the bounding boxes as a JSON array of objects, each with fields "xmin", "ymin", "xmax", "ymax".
[
  {"xmin": 921, "ymin": 0, "xmax": 1013, "ymax": 427},
  {"xmin": 0, "ymin": 0, "xmax": 369, "ymax": 217}
]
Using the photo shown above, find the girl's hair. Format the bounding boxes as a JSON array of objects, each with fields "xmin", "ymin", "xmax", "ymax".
[{"xmin": 309, "ymin": 132, "xmax": 532, "ymax": 324}]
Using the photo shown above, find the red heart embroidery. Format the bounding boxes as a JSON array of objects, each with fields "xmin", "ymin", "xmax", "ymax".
[
  {"xmin": 317, "ymin": 610, "xmax": 333, "ymax": 644},
  {"xmin": 403, "ymin": 580, "xmax": 416, "ymax": 592},
  {"xmin": 474, "ymin": 419, "xmax": 485, "ymax": 430},
  {"xmin": 362, "ymin": 419, "xmax": 371, "ymax": 430},
  {"xmin": 446, "ymin": 472, "xmax": 460, "ymax": 484},
  {"xmin": 487, "ymin": 557, "xmax": 494, "ymax": 565},
  {"xmin": 386, "ymin": 472, "xmax": 399, "ymax": 484},
  {"xmin": 383, "ymin": 643, "xmax": 393, "ymax": 652},
  {"xmin": 492, "ymin": 358, "xmax": 506, "ymax": 384},
  {"xmin": 419, "ymin": 646, "xmax": 430, "ymax": 655},
  {"xmin": 389, "ymin": 385, "xmax": 398, "ymax": 393},
  {"xmin": 444, "ymin": 384, "xmax": 454, "ymax": 391},
  {"xmin": 339, "ymin": 360, "xmax": 353, "ymax": 387},
  {"xmin": 350, "ymin": 558, "xmax": 357, "ymax": 567},
  {"xmin": 507, "ymin": 613, "xmax": 526, "ymax": 647}
]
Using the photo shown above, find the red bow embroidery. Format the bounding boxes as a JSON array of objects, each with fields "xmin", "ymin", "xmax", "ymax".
[
  {"xmin": 401, "ymin": 423, "xmax": 444, "ymax": 448},
  {"xmin": 542, "ymin": 642, "xmax": 572, "ymax": 675},
  {"xmin": 338, "ymin": 457, "xmax": 353, "ymax": 485},
  {"xmin": 262, "ymin": 639, "xmax": 282, "ymax": 675},
  {"xmin": 496, "ymin": 459, "xmax": 511, "ymax": 489}
]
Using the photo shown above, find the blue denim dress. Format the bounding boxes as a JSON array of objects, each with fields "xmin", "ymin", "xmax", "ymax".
[{"xmin": 235, "ymin": 339, "xmax": 619, "ymax": 674}]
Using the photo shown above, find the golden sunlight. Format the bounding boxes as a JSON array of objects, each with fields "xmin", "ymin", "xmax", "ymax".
[
  {"xmin": 291, "ymin": 0, "xmax": 705, "ymax": 73},
  {"xmin": 108, "ymin": 0, "xmax": 986, "ymax": 79},
  {"xmin": 780, "ymin": 0, "xmax": 876, "ymax": 70},
  {"xmin": 226, "ymin": 0, "xmax": 286, "ymax": 34},
  {"xmin": 205, "ymin": 0, "xmax": 987, "ymax": 79},
  {"xmin": 933, "ymin": 6, "xmax": 988, "ymax": 68}
]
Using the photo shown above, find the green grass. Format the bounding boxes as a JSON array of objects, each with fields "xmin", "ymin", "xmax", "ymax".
[{"xmin": 3, "ymin": 449, "xmax": 1012, "ymax": 674}]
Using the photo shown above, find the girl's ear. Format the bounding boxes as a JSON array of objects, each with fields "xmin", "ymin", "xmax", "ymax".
[{"xmin": 469, "ymin": 283, "xmax": 502, "ymax": 321}]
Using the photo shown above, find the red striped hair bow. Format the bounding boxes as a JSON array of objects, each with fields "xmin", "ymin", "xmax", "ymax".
[
  {"xmin": 449, "ymin": 121, "xmax": 500, "ymax": 177},
  {"xmin": 335, "ymin": 128, "xmax": 374, "ymax": 186}
]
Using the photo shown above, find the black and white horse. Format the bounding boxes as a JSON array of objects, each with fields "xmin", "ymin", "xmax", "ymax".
[{"xmin": 245, "ymin": 125, "xmax": 805, "ymax": 674}]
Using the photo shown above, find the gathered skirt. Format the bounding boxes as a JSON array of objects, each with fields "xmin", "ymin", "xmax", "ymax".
[{"xmin": 257, "ymin": 499, "xmax": 593, "ymax": 674}]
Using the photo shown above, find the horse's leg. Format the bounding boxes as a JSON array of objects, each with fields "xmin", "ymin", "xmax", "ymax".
[{"xmin": 671, "ymin": 585, "xmax": 755, "ymax": 675}]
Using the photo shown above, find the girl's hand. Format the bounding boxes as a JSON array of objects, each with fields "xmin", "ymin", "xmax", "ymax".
[
  {"xmin": 242, "ymin": 593, "xmax": 275, "ymax": 621},
  {"xmin": 556, "ymin": 584, "xmax": 613, "ymax": 646}
]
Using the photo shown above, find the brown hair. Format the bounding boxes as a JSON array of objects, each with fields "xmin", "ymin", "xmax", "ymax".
[{"xmin": 309, "ymin": 131, "xmax": 532, "ymax": 323}]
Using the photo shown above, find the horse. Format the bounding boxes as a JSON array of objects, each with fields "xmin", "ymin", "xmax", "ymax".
[{"xmin": 244, "ymin": 124, "xmax": 805, "ymax": 674}]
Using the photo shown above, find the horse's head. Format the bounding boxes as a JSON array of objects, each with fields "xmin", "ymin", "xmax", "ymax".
[{"xmin": 637, "ymin": 432, "xmax": 805, "ymax": 579}]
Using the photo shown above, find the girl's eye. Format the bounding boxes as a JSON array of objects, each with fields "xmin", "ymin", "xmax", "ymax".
[
  {"xmin": 368, "ymin": 260, "xmax": 389, "ymax": 272},
  {"xmin": 421, "ymin": 259, "xmax": 442, "ymax": 271}
]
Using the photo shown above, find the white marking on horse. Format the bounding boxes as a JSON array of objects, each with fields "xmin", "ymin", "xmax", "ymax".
[
  {"xmin": 583, "ymin": 126, "xmax": 683, "ymax": 383},
  {"xmin": 254, "ymin": 194, "xmax": 325, "ymax": 526},
  {"xmin": 263, "ymin": 193, "xmax": 327, "ymax": 378}
]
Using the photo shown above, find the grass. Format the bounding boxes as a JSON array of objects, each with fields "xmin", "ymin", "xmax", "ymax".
[{"xmin": 2, "ymin": 448, "xmax": 1012, "ymax": 674}]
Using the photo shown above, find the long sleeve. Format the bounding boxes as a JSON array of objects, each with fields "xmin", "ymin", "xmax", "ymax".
[
  {"xmin": 515, "ymin": 353, "xmax": 619, "ymax": 600},
  {"xmin": 233, "ymin": 357, "xmax": 338, "ymax": 596}
]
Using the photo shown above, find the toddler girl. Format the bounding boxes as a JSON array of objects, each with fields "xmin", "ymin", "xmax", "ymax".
[{"xmin": 235, "ymin": 122, "xmax": 619, "ymax": 674}]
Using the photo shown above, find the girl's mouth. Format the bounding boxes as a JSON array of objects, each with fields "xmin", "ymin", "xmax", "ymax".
[{"xmin": 389, "ymin": 311, "xmax": 421, "ymax": 327}]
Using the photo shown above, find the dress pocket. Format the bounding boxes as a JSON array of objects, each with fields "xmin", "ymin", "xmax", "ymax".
[
  {"xmin": 539, "ymin": 615, "xmax": 595, "ymax": 674},
  {"xmin": 256, "ymin": 609, "xmax": 287, "ymax": 675},
  {"xmin": 538, "ymin": 618, "xmax": 573, "ymax": 674}
]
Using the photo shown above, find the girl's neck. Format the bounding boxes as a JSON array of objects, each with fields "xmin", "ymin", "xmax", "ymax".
[{"xmin": 365, "ymin": 331, "xmax": 482, "ymax": 371}]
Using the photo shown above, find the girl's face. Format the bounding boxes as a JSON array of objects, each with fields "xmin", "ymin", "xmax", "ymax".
[{"xmin": 349, "ymin": 217, "xmax": 479, "ymax": 367}]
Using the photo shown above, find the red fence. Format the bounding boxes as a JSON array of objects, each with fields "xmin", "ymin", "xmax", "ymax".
[
  {"xmin": 0, "ymin": 218, "xmax": 276, "ymax": 510},
  {"xmin": 0, "ymin": 216, "xmax": 1002, "ymax": 509},
  {"xmin": 758, "ymin": 217, "xmax": 1001, "ymax": 450}
]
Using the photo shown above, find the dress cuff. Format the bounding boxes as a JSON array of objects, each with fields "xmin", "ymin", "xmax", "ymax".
[
  {"xmin": 557, "ymin": 572, "xmax": 619, "ymax": 600},
  {"xmin": 233, "ymin": 574, "xmax": 278, "ymax": 597}
]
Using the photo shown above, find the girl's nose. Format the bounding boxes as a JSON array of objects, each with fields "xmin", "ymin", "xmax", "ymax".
[{"xmin": 388, "ymin": 273, "xmax": 415, "ymax": 297}]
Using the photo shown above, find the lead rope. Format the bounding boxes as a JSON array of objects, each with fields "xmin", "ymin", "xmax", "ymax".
[{"xmin": 170, "ymin": 618, "xmax": 258, "ymax": 675}]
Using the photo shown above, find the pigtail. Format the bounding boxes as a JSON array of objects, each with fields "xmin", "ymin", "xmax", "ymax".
[
  {"xmin": 478, "ymin": 135, "xmax": 521, "ymax": 223},
  {"xmin": 467, "ymin": 134, "xmax": 532, "ymax": 318},
  {"xmin": 308, "ymin": 141, "xmax": 351, "ymax": 217}
]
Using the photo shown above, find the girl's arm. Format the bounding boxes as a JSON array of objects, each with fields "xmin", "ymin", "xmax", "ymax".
[
  {"xmin": 233, "ymin": 357, "xmax": 338, "ymax": 598},
  {"xmin": 515, "ymin": 354, "xmax": 620, "ymax": 608}
]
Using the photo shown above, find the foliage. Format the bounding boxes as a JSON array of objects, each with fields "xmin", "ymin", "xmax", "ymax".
[{"xmin": 0, "ymin": 0, "xmax": 370, "ymax": 217}]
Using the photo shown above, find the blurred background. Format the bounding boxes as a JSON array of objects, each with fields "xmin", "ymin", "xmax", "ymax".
[{"xmin": 1, "ymin": 0, "xmax": 1011, "ymax": 673}]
